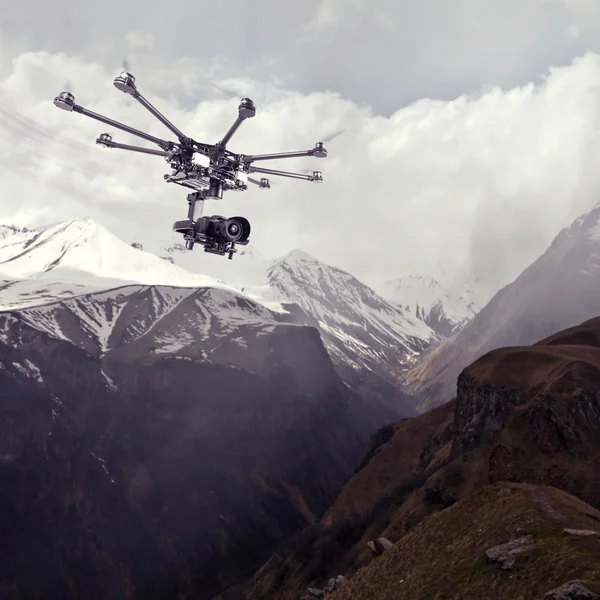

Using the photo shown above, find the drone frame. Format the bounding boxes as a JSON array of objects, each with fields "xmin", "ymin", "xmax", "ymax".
[{"xmin": 53, "ymin": 70, "xmax": 327, "ymax": 258}]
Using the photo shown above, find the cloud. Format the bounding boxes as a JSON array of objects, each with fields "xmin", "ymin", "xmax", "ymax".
[
  {"xmin": 6, "ymin": 0, "xmax": 600, "ymax": 116},
  {"xmin": 3, "ymin": 48, "xmax": 600, "ymax": 297}
]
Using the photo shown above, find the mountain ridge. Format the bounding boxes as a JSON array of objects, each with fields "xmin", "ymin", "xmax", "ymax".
[
  {"xmin": 406, "ymin": 201, "xmax": 600, "ymax": 412},
  {"xmin": 0, "ymin": 217, "xmax": 442, "ymax": 416}
]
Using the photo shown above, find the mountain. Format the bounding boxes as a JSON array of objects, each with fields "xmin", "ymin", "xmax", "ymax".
[
  {"xmin": 242, "ymin": 316, "xmax": 600, "ymax": 599},
  {"xmin": 0, "ymin": 217, "xmax": 425, "ymax": 598},
  {"xmin": 0, "ymin": 280, "xmax": 390, "ymax": 599},
  {"xmin": 328, "ymin": 483, "xmax": 600, "ymax": 600},
  {"xmin": 138, "ymin": 236, "xmax": 271, "ymax": 289},
  {"xmin": 407, "ymin": 201, "xmax": 600, "ymax": 412},
  {"xmin": 379, "ymin": 274, "xmax": 480, "ymax": 337},
  {"xmin": 243, "ymin": 249, "xmax": 440, "ymax": 415},
  {"xmin": 1, "ymin": 219, "xmax": 438, "ymax": 416},
  {"xmin": 27, "ymin": 220, "xmax": 441, "ymax": 416},
  {"xmin": 0, "ymin": 218, "xmax": 242, "ymax": 311}
]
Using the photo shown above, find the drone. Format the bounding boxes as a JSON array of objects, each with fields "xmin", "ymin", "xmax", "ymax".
[{"xmin": 53, "ymin": 71, "xmax": 327, "ymax": 259}]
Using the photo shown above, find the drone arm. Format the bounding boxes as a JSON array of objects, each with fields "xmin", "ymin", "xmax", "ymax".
[
  {"xmin": 96, "ymin": 135, "xmax": 171, "ymax": 156},
  {"xmin": 249, "ymin": 166, "xmax": 322, "ymax": 181},
  {"xmin": 215, "ymin": 98, "xmax": 256, "ymax": 152},
  {"xmin": 243, "ymin": 143, "xmax": 327, "ymax": 163},
  {"xmin": 219, "ymin": 115, "xmax": 245, "ymax": 149},
  {"xmin": 71, "ymin": 104, "xmax": 171, "ymax": 149},
  {"xmin": 113, "ymin": 72, "xmax": 189, "ymax": 144},
  {"xmin": 130, "ymin": 92, "xmax": 189, "ymax": 143}
]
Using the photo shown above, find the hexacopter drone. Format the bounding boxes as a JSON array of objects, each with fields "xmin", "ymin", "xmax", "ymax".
[{"xmin": 53, "ymin": 71, "xmax": 327, "ymax": 259}]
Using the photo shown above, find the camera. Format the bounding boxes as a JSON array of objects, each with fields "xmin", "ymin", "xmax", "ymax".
[{"xmin": 173, "ymin": 215, "xmax": 251, "ymax": 259}]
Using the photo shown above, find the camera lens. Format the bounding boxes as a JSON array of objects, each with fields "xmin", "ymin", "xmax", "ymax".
[{"xmin": 224, "ymin": 217, "xmax": 250, "ymax": 243}]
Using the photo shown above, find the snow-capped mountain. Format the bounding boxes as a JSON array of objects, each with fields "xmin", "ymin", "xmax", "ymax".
[
  {"xmin": 379, "ymin": 274, "xmax": 480, "ymax": 337},
  {"xmin": 407, "ymin": 200, "xmax": 600, "ymax": 412},
  {"xmin": 133, "ymin": 235, "xmax": 270, "ymax": 289},
  {"xmin": 0, "ymin": 218, "xmax": 263, "ymax": 311},
  {"xmin": 240, "ymin": 249, "xmax": 440, "ymax": 408},
  {"xmin": 135, "ymin": 235, "xmax": 442, "ymax": 386},
  {"xmin": 3, "ymin": 284, "xmax": 299, "ymax": 366},
  {"xmin": 0, "ymin": 217, "xmax": 440, "ymax": 414}
]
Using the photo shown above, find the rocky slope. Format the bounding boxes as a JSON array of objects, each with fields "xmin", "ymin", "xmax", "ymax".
[
  {"xmin": 0, "ymin": 282, "xmax": 395, "ymax": 599},
  {"xmin": 241, "ymin": 316, "xmax": 600, "ymax": 599},
  {"xmin": 407, "ymin": 201, "xmax": 600, "ymax": 412},
  {"xmin": 328, "ymin": 483, "xmax": 600, "ymax": 600}
]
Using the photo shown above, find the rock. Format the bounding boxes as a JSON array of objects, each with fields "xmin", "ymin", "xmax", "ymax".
[
  {"xmin": 326, "ymin": 575, "xmax": 348, "ymax": 593},
  {"xmin": 301, "ymin": 588, "xmax": 326, "ymax": 599},
  {"xmin": 513, "ymin": 527, "xmax": 528, "ymax": 538},
  {"xmin": 484, "ymin": 535, "xmax": 533, "ymax": 570},
  {"xmin": 563, "ymin": 528, "xmax": 600, "ymax": 537},
  {"xmin": 544, "ymin": 580, "xmax": 600, "ymax": 599},
  {"xmin": 367, "ymin": 537, "xmax": 394, "ymax": 556}
]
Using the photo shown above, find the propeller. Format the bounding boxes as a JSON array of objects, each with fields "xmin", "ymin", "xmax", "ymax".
[{"xmin": 321, "ymin": 128, "xmax": 345, "ymax": 145}]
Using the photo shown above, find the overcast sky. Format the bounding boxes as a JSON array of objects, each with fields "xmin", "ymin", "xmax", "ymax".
[{"xmin": 3, "ymin": 0, "xmax": 600, "ymax": 294}]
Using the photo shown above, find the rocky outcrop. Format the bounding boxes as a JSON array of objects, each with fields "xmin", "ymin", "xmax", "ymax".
[
  {"xmin": 367, "ymin": 538, "xmax": 393, "ymax": 557},
  {"xmin": 300, "ymin": 575, "xmax": 348, "ymax": 599},
  {"xmin": 484, "ymin": 535, "xmax": 533, "ymax": 570},
  {"xmin": 544, "ymin": 581, "xmax": 600, "ymax": 599}
]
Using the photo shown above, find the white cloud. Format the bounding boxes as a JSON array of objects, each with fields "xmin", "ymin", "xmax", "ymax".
[
  {"xmin": 124, "ymin": 31, "xmax": 155, "ymax": 52},
  {"xmin": 2, "ymin": 49, "xmax": 600, "ymax": 296}
]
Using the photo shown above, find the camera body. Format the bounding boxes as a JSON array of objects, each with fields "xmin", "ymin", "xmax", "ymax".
[{"xmin": 173, "ymin": 215, "xmax": 251, "ymax": 259}]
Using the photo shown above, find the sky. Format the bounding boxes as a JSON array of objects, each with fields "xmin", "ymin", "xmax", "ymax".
[{"xmin": 3, "ymin": 0, "xmax": 600, "ymax": 295}]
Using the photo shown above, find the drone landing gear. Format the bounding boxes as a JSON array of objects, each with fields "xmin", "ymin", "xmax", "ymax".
[{"xmin": 172, "ymin": 192, "xmax": 250, "ymax": 260}]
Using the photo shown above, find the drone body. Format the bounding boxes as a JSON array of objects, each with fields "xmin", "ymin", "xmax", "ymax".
[{"xmin": 53, "ymin": 71, "xmax": 327, "ymax": 259}]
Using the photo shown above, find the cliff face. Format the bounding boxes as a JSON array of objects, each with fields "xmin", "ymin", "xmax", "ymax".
[
  {"xmin": 0, "ymin": 286, "xmax": 385, "ymax": 600},
  {"xmin": 243, "ymin": 317, "xmax": 600, "ymax": 599}
]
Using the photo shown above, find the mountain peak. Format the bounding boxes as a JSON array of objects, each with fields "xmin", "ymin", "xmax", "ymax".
[
  {"xmin": 0, "ymin": 217, "xmax": 231, "ymax": 308},
  {"xmin": 280, "ymin": 249, "xmax": 319, "ymax": 264}
]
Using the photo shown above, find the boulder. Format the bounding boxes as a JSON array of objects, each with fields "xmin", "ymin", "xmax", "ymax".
[
  {"xmin": 544, "ymin": 580, "xmax": 600, "ymax": 599},
  {"xmin": 367, "ymin": 537, "xmax": 394, "ymax": 556},
  {"xmin": 484, "ymin": 535, "xmax": 533, "ymax": 570}
]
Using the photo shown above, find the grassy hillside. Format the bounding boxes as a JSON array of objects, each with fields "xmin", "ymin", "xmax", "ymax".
[{"xmin": 328, "ymin": 482, "xmax": 600, "ymax": 600}]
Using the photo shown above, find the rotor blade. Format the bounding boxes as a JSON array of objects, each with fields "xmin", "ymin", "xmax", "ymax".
[
  {"xmin": 54, "ymin": 92, "xmax": 173, "ymax": 150},
  {"xmin": 113, "ymin": 72, "xmax": 189, "ymax": 144},
  {"xmin": 248, "ymin": 176, "xmax": 273, "ymax": 188},
  {"xmin": 0, "ymin": 100, "xmax": 92, "ymax": 153},
  {"xmin": 96, "ymin": 136, "xmax": 171, "ymax": 157},
  {"xmin": 207, "ymin": 81, "xmax": 239, "ymax": 99},
  {"xmin": 248, "ymin": 166, "xmax": 321, "ymax": 181},
  {"xmin": 322, "ymin": 128, "xmax": 345, "ymax": 144}
]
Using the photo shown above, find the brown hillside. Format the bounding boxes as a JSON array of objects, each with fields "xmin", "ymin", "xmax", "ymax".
[
  {"xmin": 328, "ymin": 483, "xmax": 600, "ymax": 600},
  {"xmin": 242, "ymin": 317, "xmax": 600, "ymax": 599}
]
